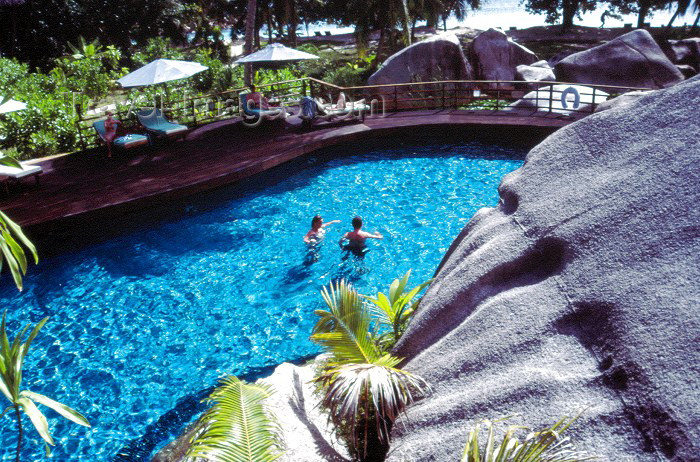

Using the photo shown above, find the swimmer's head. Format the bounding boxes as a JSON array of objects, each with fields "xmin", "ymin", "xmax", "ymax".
[
  {"xmin": 312, "ymin": 215, "xmax": 323, "ymax": 229},
  {"xmin": 352, "ymin": 216, "xmax": 362, "ymax": 229}
]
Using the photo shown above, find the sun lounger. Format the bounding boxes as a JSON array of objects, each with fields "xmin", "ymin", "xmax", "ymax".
[
  {"xmin": 315, "ymin": 32, "xmax": 322, "ymax": 37},
  {"xmin": 0, "ymin": 160, "xmax": 42, "ymax": 193},
  {"xmin": 93, "ymin": 119, "xmax": 150, "ymax": 150},
  {"xmin": 325, "ymin": 31, "xmax": 332, "ymax": 36},
  {"xmin": 136, "ymin": 109, "xmax": 188, "ymax": 138},
  {"xmin": 311, "ymin": 93, "xmax": 369, "ymax": 122}
]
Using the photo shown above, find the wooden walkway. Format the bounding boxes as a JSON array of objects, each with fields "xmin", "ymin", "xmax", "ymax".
[{"xmin": 0, "ymin": 110, "xmax": 580, "ymax": 236}]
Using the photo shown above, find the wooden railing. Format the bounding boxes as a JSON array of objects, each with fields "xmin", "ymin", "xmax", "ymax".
[{"xmin": 75, "ymin": 77, "xmax": 649, "ymax": 150}]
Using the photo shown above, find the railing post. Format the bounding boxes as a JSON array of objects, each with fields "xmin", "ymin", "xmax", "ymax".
[
  {"xmin": 442, "ymin": 82, "xmax": 446, "ymax": 110},
  {"xmin": 302, "ymin": 79, "xmax": 307, "ymax": 97},
  {"xmin": 191, "ymin": 99, "xmax": 197, "ymax": 127},
  {"xmin": 496, "ymin": 82, "xmax": 501, "ymax": 111},
  {"xmin": 591, "ymin": 87, "xmax": 596, "ymax": 113},
  {"xmin": 394, "ymin": 85, "xmax": 398, "ymax": 112},
  {"xmin": 548, "ymin": 85, "xmax": 554, "ymax": 114}
]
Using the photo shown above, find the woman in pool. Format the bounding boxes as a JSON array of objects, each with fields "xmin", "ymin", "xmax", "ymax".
[
  {"xmin": 339, "ymin": 216, "xmax": 383, "ymax": 252},
  {"xmin": 303, "ymin": 215, "xmax": 340, "ymax": 244}
]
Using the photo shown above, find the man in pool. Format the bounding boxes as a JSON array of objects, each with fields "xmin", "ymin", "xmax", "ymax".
[
  {"xmin": 339, "ymin": 216, "xmax": 383, "ymax": 252},
  {"xmin": 304, "ymin": 215, "xmax": 341, "ymax": 244}
]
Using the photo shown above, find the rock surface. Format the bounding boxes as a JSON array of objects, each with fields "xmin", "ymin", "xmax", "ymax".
[
  {"xmin": 506, "ymin": 84, "xmax": 609, "ymax": 114},
  {"xmin": 151, "ymin": 360, "xmax": 348, "ymax": 462},
  {"xmin": 515, "ymin": 63, "xmax": 555, "ymax": 82},
  {"xmin": 594, "ymin": 90, "xmax": 647, "ymax": 112},
  {"xmin": 262, "ymin": 361, "xmax": 349, "ymax": 462},
  {"xmin": 388, "ymin": 75, "xmax": 700, "ymax": 461},
  {"xmin": 367, "ymin": 33, "xmax": 472, "ymax": 87},
  {"xmin": 469, "ymin": 28, "xmax": 538, "ymax": 87},
  {"xmin": 664, "ymin": 37, "xmax": 700, "ymax": 71},
  {"xmin": 554, "ymin": 29, "xmax": 684, "ymax": 89}
]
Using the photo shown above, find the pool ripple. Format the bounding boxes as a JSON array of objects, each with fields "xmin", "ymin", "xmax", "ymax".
[{"xmin": 0, "ymin": 140, "xmax": 524, "ymax": 461}]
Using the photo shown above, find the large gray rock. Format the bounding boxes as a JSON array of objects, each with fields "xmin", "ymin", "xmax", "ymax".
[
  {"xmin": 469, "ymin": 28, "xmax": 538, "ymax": 87},
  {"xmin": 516, "ymin": 62, "xmax": 556, "ymax": 82},
  {"xmin": 389, "ymin": 75, "xmax": 700, "ymax": 461},
  {"xmin": 555, "ymin": 30, "xmax": 684, "ymax": 89},
  {"xmin": 665, "ymin": 37, "xmax": 700, "ymax": 71},
  {"xmin": 367, "ymin": 33, "xmax": 472, "ymax": 86},
  {"xmin": 506, "ymin": 84, "xmax": 610, "ymax": 114}
]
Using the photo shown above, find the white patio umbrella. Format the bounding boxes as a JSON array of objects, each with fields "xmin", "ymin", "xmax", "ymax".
[
  {"xmin": 0, "ymin": 98, "xmax": 27, "ymax": 114},
  {"xmin": 235, "ymin": 43, "xmax": 319, "ymax": 64},
  {"xmin": 117, "ymin": 59, "xmax": 209, "ymax": 88}
]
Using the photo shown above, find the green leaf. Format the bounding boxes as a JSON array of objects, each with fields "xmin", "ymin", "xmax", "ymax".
[
  {"xmin": 18, "ymin": 396, "xmax": 55, "ymax": 446},
  {"xmin": 2, "ymin": 232, "xmax": 27, "ymax": 275},
  {"xmin": 21, "ymin": 391, "xmax": 90, "ymax": 427},
  {"xmin": 0, "ymin": 210, "xmax": 38, "ymax": 265},
  {"xmin": 187, "ymin": 375, "xmax": 283, "ymax": 462},
  {"xmin": 0, "ymin": 241, "xmax": 23, "ymax": 291}
]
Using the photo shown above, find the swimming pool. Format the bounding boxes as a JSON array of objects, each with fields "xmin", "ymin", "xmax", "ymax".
[{"xmin": 0, "ymin": 139, "xmax": 525, "ymax": 461}]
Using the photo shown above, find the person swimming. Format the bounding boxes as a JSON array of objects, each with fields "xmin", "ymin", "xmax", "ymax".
[
  {"xmin": 339, "ymin": 216, "xmax": 383, "ymax": 252},
  {"xmin": 304, "ymin": 215, "xmax": 340, "ymax": 244}
]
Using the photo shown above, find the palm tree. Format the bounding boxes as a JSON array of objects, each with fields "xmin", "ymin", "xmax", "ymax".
[
  {"xmin": 364, "ymin": 270, "xmax": 432, "ymax": 349},
  {"xmin": 461, "ymin": 413, "xmax": 597, "ymax": 462},
  {"xmin": 187, "ymin": 375, "xmax": 284, "ymax": 462},
  {"xmin": 311, "ymin": 280, "xmax": 431, "ymax": 461},
  {"xmin": 244, "ymin": 0, "xmax": 258, "ymax": 86},
  {"xmin": 0, "ymin": 313, "xmax": 90, "ymax": 461},
  {"xmin": 0, "ymin": 151, "xmax": 37, "ymax": 292}
]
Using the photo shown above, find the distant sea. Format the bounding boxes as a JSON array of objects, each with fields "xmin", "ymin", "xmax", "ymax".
[{"xmin": 293, "ymin": 0, "xmax": 692, "ymax": 37}]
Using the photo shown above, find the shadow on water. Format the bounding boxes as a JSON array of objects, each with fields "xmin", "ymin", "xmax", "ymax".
[{"xmin": 112, "ymin": 354, "xmax": 317, "ymax": 461}]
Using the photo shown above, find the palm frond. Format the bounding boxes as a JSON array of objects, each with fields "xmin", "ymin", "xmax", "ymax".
[
  {"xmin": 461, "ymin": 413, "xmax": 598, "ymax": 462},
  {"xmin": 0, "ymin": 209, "xmax": 38, "ymax": 291},
  {"xmin": 364, "ymin": 270, "xmax": 432, "ymax": 347},
  {"xmin": 314, "ymin": 360, "xmax": 431, "ymax": 446},
  {"xmin": 187, "ymin": 375, "xmax": 284, "ymax": 462},
  {"xmin": 311, "ymin": 280, "xmax": 381, "ymax": 365}
]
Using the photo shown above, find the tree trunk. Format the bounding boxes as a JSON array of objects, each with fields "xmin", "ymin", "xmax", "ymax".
[
  {"xmin": 244, "ymin": 0, "xmax": 257, "ymax": 86},
  {"xmin": 562, "ymin": 0, "xmax": 578, "ymax": 30},
  {"xmin": 637, "ymin": 0, "xmax": 651, "ymax": 28},
  {"xmin": 666, "ymin": 8, "xmax": 679, "ymax": 28},
  {"xmin": 401, "ymin": 0, "xmax": 412, "ymax": 46},
  {"xmin": 14, "ymin": 405, "xmax": 22, "ymax": 462},
  {"xmin": 287, "ymin": 0, "xmax": 298, "ymax": 46},
  {"xmin": 692, "ymin": 9, "xmax": 700, "ymax": 31}
]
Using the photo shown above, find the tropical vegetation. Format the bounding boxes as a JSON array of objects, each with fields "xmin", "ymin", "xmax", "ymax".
[
  {"xmin": 311, "ymin": 279, "xmax": 432, "ymax": 461},
  {"xmin": 461, "ymin": 413, "xmax": 598, "ymax": 462},
  {"xmin": 363, "ymin": 269, "xmax": 432, "ymax": 349},
  {"xmin": 0, "ymin": 313, "xmax": 90, "ymax": 461},
  {"xmin": 187, "ymin": 375, "xmax": 284, "ymax": 462}
]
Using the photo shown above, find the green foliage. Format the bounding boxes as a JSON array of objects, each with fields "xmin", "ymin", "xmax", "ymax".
[
  {"xmin": 461, "ymin": 413, "xmax": 598, "ymax": 462},
  {"xmin": 131, "ymin": 37, "xmax": 185, "ymax": 66},
  {"xmin": 311, "ymin": 279, "xmax": 431, "ymax": 460},
  {"xmin": 0, "ymin": 208, "xmax": 38, "ymax": 291},
  {"xmin": 364, "ymin": 269, "xmax": 432, "ymax": 349},
  {"xmin": 187, "ymin": 375, "xmax": 284, "ymax": 462},
  {"xmin": 0, "ymin": 313, "xmax": 90, "ymax": 459},
  {"xmin": 190, "ymin": 49, "xmax": 244, "ymax": 94}
]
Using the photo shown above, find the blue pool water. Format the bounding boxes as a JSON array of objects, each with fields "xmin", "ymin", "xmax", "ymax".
[{"xmin": 0, "ymin": 140, "xmax": 525, "ymax": 461}]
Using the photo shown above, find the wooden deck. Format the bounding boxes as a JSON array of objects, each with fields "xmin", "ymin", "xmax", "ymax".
[{"xmin": 0, "ymin": 109, "xmax": 580, "ymax": 236}]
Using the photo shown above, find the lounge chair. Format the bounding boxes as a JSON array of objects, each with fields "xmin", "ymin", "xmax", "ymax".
[
  {"xmin": 136, "ymin": 108, "xmax": 188, "ymax": 138},
  {"xmin": 239, "ymin": 92, "xmax": 287, "ymax": 126},
  {"xmin": 93, "ymin": 119, "xmax": 150, "ymax": 151},
  {"xmin": 314, "ymin": 31, "xmax": 322, "ymax": 37},
  {"xmin": 325, "ymin": 31, "xmax": 332, "ymax": 36},
  {"xmin": 0, "ymin": 158, "xmax": 42, "ymax": 193},
  {"xmin": 314, "ymin": 93, "xmax": 369, "ymax": 121}
]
